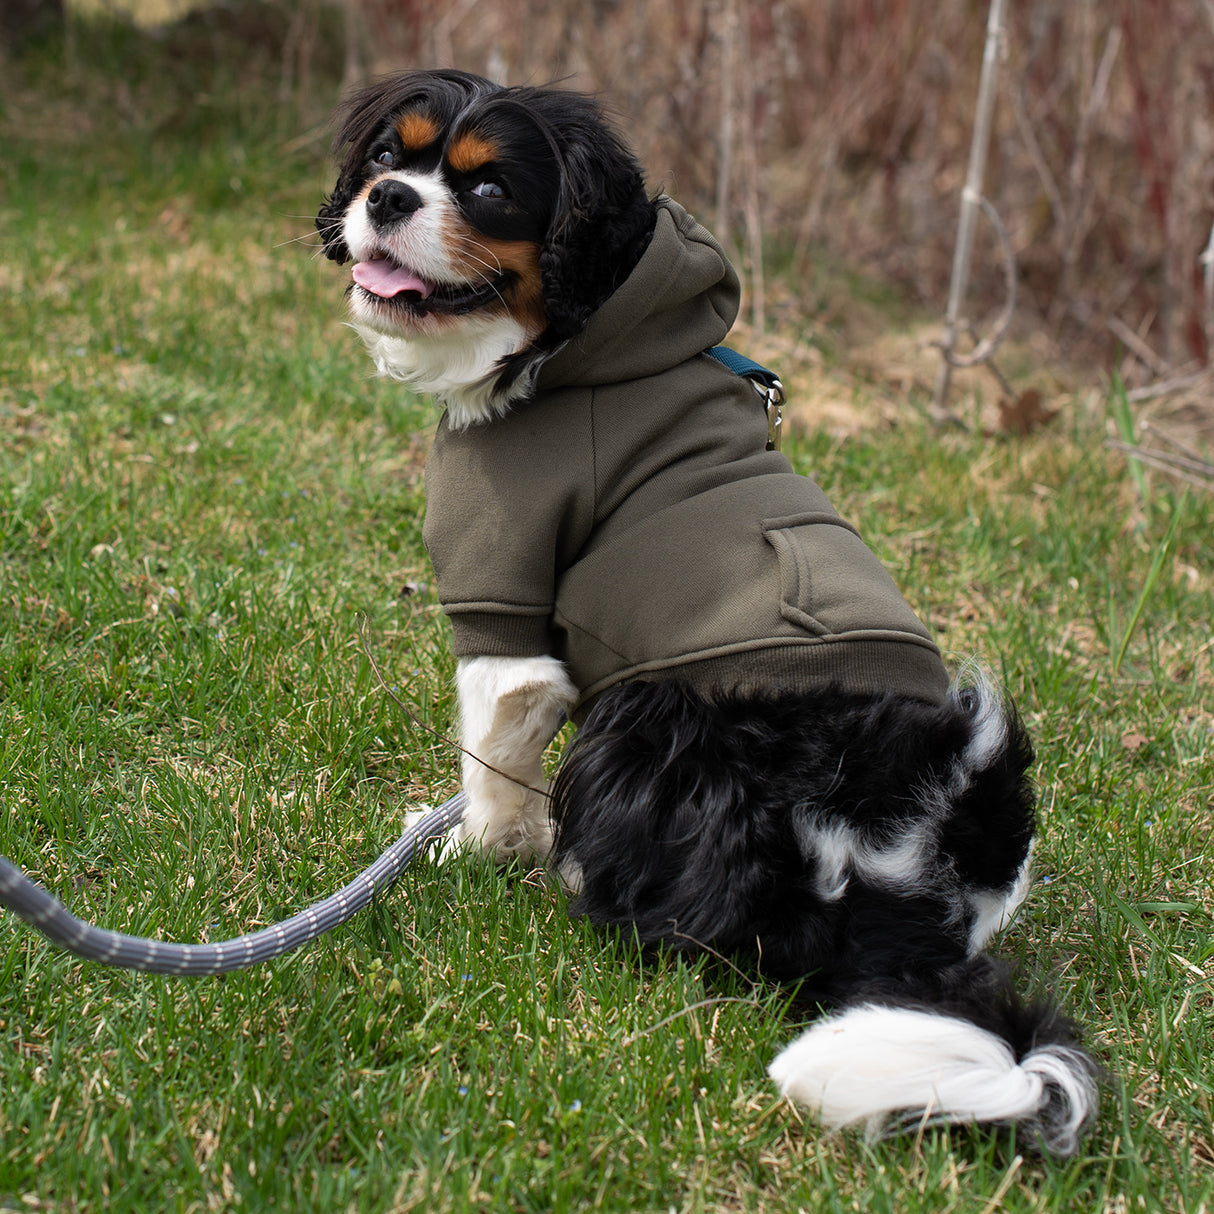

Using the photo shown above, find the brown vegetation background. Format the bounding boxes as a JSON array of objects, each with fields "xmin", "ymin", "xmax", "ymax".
[
  {"xmin": 18, "ymin": 0, "xmax": 1214, "ymax": 395},
  {"xmin": 333, "ymin": 0, "xmax": 1214, "ymax": 385}
]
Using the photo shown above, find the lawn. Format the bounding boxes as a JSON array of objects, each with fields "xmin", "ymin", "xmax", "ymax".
[{"xmin": 1, "ymin": 21, "xmax": 1212, "ymax": 1214}]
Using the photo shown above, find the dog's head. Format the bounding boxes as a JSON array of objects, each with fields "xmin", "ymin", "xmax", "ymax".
[{"xmin": 316, "ymin": 70, "xmax": 656, "ymax": 424}]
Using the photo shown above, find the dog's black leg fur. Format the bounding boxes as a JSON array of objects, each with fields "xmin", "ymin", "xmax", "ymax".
[
  {"xmin": 551, "ymin": 678, "xmax": 1029, "ymax": 983},
  {"xmin": 550, "ymin": 677, "xmax": 1097, "ymax": 1154}
]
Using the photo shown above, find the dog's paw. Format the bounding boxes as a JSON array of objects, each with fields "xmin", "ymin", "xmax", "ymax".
[
  {"xmin": 554, "ymin": 854, "xmax": 584, "ymax": 894},
  {"xmin": 447, "ymin": 780, "xmax": 554, "ymax": 867}
]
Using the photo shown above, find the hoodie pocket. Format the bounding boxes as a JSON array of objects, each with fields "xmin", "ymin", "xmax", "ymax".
[{"xmin": 762, "ymin": 511, "xmax": 924, "ymax": 639}]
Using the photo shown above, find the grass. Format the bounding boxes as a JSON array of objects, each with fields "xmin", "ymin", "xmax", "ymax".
[{"xmin": 2, "ymin": 19, "xmax": 1213, "ymax": 1214}]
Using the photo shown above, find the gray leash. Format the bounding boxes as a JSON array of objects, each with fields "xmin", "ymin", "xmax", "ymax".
[{"xmin": 0, "ymin": 791, "xmax": 466, "ymax": 975}]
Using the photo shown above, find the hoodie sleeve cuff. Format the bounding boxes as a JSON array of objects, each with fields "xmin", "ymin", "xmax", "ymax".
[{"xmin": 444, "ymin": 608, "xmax": 553, "ymax": 658}]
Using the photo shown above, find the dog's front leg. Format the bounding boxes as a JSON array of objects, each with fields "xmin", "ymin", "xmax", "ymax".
[{"xmin": 448, "ymin": 654, "xmax": 577, "ymax": 864}]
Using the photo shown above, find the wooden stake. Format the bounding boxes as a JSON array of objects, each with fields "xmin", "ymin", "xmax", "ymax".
[{"xmin": 932, "ymin": 0, "xmax": 1008, "ymax": 421}]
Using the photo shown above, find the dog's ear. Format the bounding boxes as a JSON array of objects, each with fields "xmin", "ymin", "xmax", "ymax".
[
  {"xmin": 537, "ymin": 100, "xmax": 657, "ymax": 344},
  {"xmin": 315, "ymin": 186, "xmax": 354, "ymax": 264}
]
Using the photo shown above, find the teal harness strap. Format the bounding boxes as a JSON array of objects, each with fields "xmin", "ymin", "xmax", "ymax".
[{"xmin": 706, "ymin": 345, "xmax": 786, "ymax": 450}]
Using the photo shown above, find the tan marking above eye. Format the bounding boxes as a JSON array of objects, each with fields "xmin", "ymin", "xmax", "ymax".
[
  {"xmin": 396, "ymin": 112, "xmax": 440, "ymax": 150},
  {"xmin": 447, "ymin": 132, "xmax": 499, "ymax": 174}
]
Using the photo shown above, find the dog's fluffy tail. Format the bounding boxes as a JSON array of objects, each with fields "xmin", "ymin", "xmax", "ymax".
[
  {"xmin": 552, "ymin": 676, "xmax": 1098, "ymax": 1155},
  {"xmin": 768, "ymin": 959, "xmax": 1098, "ymax": 1156}
]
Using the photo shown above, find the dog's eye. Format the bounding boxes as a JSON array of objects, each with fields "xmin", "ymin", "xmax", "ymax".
[
  {"xmin": 471, "ymin": 181, "xmax": 509, "ymax": 200},
  {"xmin": 373, "ymin": 148, "xmax": 397, "ymax": 168}
]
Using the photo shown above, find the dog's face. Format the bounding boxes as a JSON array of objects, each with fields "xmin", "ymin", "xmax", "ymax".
[
  {"xmin": 320, "ymin": 81, "xmax": 556, "ymax": 343},
  {"xmin": 316, "ymin": 71, "xmax": 656, "ymax": 416}
]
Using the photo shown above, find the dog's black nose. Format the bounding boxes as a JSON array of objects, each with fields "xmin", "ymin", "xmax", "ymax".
[{"xmin": 366, "ymin": 179, "xmax": 423, "ymax": 226}]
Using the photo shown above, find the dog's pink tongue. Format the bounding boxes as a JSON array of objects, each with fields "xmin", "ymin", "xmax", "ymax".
[{"xmin": 352, "ymin": 259, "xmax": 433, "ymax": 299}]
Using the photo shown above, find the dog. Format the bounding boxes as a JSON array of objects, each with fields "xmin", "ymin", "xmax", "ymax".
[{"xmin": 315, "ymin": 69, "xmax": 1097, "ymax": 1155}]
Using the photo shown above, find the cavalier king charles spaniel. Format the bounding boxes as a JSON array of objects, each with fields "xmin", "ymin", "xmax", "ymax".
[{"xmin": 315, "ymin": 68, "xmax": 1097, "ymax": 1156}]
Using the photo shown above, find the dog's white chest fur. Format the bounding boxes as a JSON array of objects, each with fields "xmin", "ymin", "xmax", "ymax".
[{"xmin": 352, "ymin": 315, "xmax": 537, "ymax": 430}]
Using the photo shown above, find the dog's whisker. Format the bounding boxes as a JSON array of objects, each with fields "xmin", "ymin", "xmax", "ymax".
[
  {"xmin": 459, "ymin": 245, "xmax": 512, "ymax": 306},
  {"xmin": 275, "ymin": 233, "xmax": 327, "ymax": 252},
  {"xmin": 463, "ymin": 240, "xmax": 506, "ymax": 276}
]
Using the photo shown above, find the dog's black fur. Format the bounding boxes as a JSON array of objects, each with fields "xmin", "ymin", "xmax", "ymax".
[
  {"xmin": 552, "ymin": 679, "xmax": 1034, "ymax": 988},
  {"xmin": 550, "ymin": 679, "xmax": 1094, "ymax": 1154}
]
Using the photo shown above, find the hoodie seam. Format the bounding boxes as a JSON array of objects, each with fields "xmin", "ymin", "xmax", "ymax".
[{"xmin": 590, "ymin": 385, "xmax": 600, "ymax": 522}]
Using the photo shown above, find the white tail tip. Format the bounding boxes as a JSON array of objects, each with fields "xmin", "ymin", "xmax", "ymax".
[{"xmin": 769, "ymin": 1004, "xmax": 1096, "ymax": 1156}]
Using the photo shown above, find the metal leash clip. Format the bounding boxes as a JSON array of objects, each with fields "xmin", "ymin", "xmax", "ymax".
[
  {"xmin": 760, "ymin": 377, "xmax": 785, "ymax": 451},
  {"xmin": 705, "ymin": 345, "xmax": 786, "ymax": 451}
]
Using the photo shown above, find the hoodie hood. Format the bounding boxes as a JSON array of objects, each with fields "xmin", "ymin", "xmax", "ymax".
[{"xmin": 536, "ymin": 197, "xmax": 740, "ymax": 391}]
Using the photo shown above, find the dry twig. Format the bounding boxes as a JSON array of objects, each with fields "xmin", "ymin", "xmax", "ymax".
[{"xmin": 1106, "ymin": 439, "xmax": 1214, "ymax": 493}]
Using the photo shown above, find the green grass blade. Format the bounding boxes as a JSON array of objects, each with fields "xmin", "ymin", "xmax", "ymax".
[{"xmin": 1112, "ymin": 492, "xmax": 1188, "ymax": 676}]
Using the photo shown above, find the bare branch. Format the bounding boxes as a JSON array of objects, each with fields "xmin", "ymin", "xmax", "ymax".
[
  {"xmin": 934, "ymin": 195, "xmax": 1017, "ymax": 370},
  {"xmin": 1107, "ymin": 316, "xmax": 1172, "ymax": 377},
  {"xmin": 1106, "ymin": 440, "xmax": 1214, "ymax": 492},
  {"xmin": 1125, "ymin": 371, "xmax": 1208, "ymax": 404},
  {"xmin": 933, "ymin": 0, "xmax": 1008, "ymax": 418}
]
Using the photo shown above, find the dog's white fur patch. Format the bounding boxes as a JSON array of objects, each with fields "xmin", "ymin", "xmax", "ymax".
[
  {"xmin": 957, "ymin": 671, "xmax": 1010, "ymax": 777},
  {"xmin": 914, "ymin": 676, "xmax": 1013, "ymax": 826},
  {"xmin": 804, "ymin": 822, "xmax": 852, "ymax": 901},
  {"xmin": 967, "ymin": 845, "xmax": 1034, "ymax": 953},
  {"xmin": 768, "ymin": 1004, "xmax": 1096, "ymax": 1155},
  {"xmin": 447, "ymin": 654, "xmax": 576, "ymax": 863},
  {"xmin": 795, "ymin": 817, "xmax": 935, "ymax": 901},
  {"xmin": 352, "ymin": 317, "xmax": 537, "ymax": 428}
]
